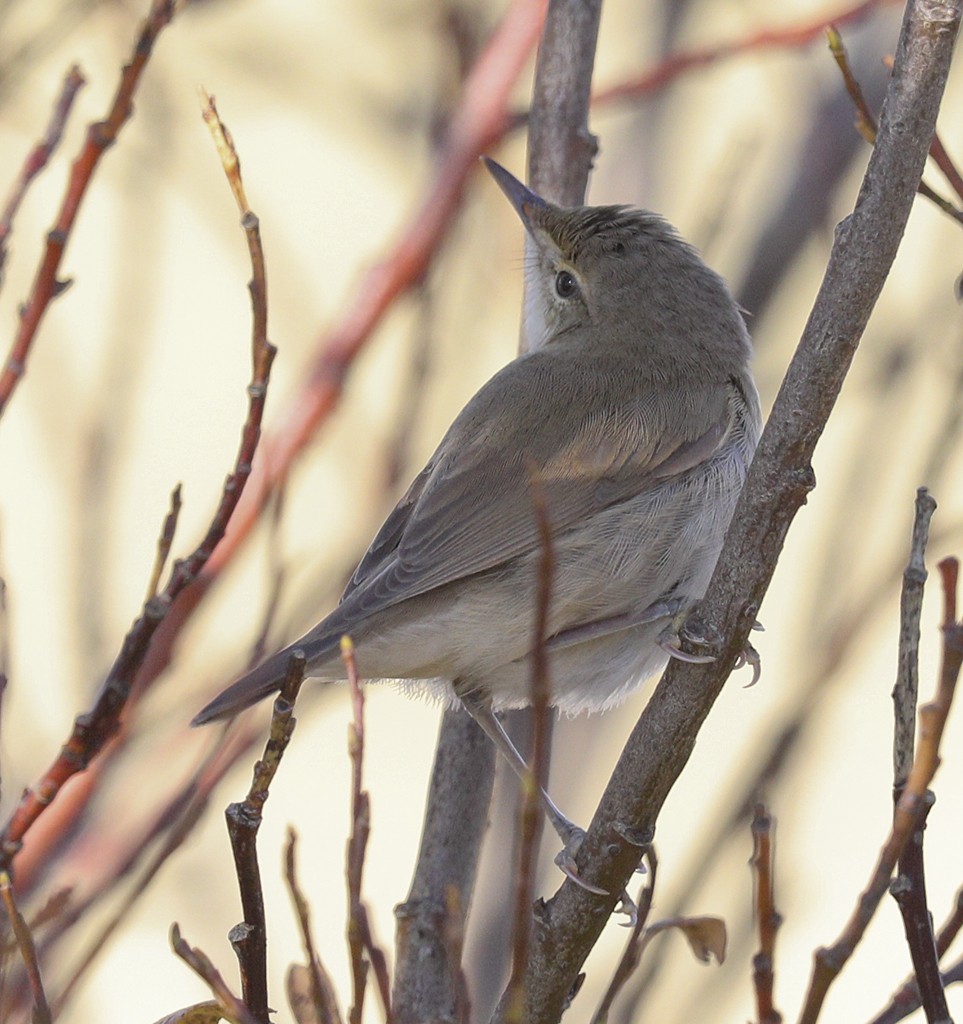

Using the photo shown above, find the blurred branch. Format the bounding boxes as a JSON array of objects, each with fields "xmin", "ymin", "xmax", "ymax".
[
  {"xmin": 0, "ymin": 63, "xmax": 85, "ymax": 289},
  {"xmin": 0, "ymin": 0, "xmax": 177, "ymax": 420},
  {"xmin": 0, "ymin": 870, "xmax": 50, "ymax": 1024},
  {"xmin": 591, "ymin": 0, "xmax": 901, "ymax": 111},
  {"xmin": 829, "ymin": 25, "xmax": 963, "ymax": 224},
  {"xmin": 505, "ymin": 474, "xmax": 556, "ymax": 1024},
  {"xmin": 492, "ymin": 2, "xmax": 963, "ymax": 1020},
  {"xmin": 285, "ymin": 831, "xmax": 344, "ymax": 1024}
]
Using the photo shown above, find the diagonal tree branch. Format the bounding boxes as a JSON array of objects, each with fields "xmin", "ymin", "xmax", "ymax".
[{"xmin": 491, "ymin": 2, "xmax": 962, "ymax": 1020}]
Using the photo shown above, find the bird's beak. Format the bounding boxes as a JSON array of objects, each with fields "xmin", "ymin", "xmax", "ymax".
[{"xmin": 482, "ymin": 157, "xmax": 547, "ymax": 229}]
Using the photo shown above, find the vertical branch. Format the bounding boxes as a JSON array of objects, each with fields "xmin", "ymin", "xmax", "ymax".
[
  {"xmin": 520, "ymin": 0, "xmax": 603, "ymax": 352},
  {"xmin": 751, "ymin": 805, "xmax": 782, "ymax": 1024},
  {"xmin": 492, "ymin": 3, "xmax": 963, "ymax": 1020},
  {"xmin": 888, "ymin": 489, "xmax": 946, "ymax": 1022},
  {"xmin": 505, "ymin": 475, "xmax": 555, "ymax": 1023},
  {"xmin": 892, "ymin": 488, "xmax": 937, "ymax": 784},
  {"xmin": 343, "ymin": 639, "xmax": 391, "ymax": 1024},
  {"xmin": 227, "ymin": 652, "xmax": 306, "ymax": 1020}
]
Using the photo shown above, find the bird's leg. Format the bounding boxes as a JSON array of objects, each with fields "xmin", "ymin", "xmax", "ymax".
[
  {"xmin": 659, "ymin": 605, "xmax": 765, "ymax": 683},
  {"xmin": 458, "ymin": 691, "xmax": 610, "ymax": 897}
]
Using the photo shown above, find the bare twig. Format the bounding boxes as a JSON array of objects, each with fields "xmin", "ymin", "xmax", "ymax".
[
  {"xmin": 893, "ymin": 488, "xmax": 937, "ymax": 784},
  {"xmin": 751, "ymin": 805, "xmax": 782, "ymax": 1024},
  {"xmin": 0, "ymin": 64, "xmax": 85, "ymax": 288},
  {"xmin": 830, "ymin": 26, "xmax": 963, "ymax": 224},
  {"xmin": 869, "ymin": 886, "xmax": 963, "ymax": 1023},
  {"xmin": 591, "ymin": 848, "xmax": 658, "ymax": 1024},
  {"xmin": 284, "ymin": 830, "xmax": 345, "ymax": 1024},
  {"xmin": 798, "ymin": 555, "xmax": 963, "ymax": 1024},
  {"xmin": 170, "ymin": 924, "xmax": 261, "ymax": 1024},
  {"xmin": 888, "ymin": 490, "xmax": 946, "ymax": 1021},
  {"xmin": 491, "ymin": 3, "xmax": 963, "ymax": 1020},
  {"xmin": 392, "ymin": 705, "xmax": 493, "ymax": 1024},
  {"xmin": 0, "ymin": 75, "xmax": 278, "ymax": 881},
  {"xmin": 48, "ymin": 727, "xmax": 264, "ymax": 1018},
  {"xmin": 0, "ymin": 871, "xmax": 50, "ymax": 1024},
  {"xmin": 342, "ymin": 639, "xmax": 391, "ymax": 1024},
  {"xmin": 227, "ymin": 651, "xmax": 306, "ymax": 1018},
  {"xmin": 146, "ymin": 485, "xmax": 183, "ymax": 603},
  {"xmin": 592, "ymin": 0, "xmax": 901, "ymax": 111},
  {"xmin": 504, "ymin": 474, "xmax": 556, "ymax": 1024},
  {"xmin": 0, "ymin": 0, "xmax": 177, "ymax": 420}
]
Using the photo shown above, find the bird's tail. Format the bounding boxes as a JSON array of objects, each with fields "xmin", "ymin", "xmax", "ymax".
[{"xmin": 191, "ymin": 643, "xmax": 319, "ymax": 726}]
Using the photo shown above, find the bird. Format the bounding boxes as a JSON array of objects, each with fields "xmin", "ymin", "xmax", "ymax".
[{"xmin": 194, "ymin": 158, "xmax": 761, "ymax": 862}]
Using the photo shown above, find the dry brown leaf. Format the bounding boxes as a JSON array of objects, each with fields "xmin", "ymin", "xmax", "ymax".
[{"xmin": 150, "ymin": 1000, "xmax": 227, "ymax": 1024}]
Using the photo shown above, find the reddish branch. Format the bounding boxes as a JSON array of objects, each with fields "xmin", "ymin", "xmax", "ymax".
[
  {"xmin": 592, "ymin": 0, "xmax": 901, "ymax": 109},
  {"xmin": 0, "ymin": 0, "xmax": 177, "ymax": 420},
  {"xmin": 751, "ymin": 805, "xmax": 782, "ymax": 1024},
  {"xmin": 0, "ymin": 64, "xmax": 85, "ymax": 287},
  {"xmin": 0, "ymin": 85, "xmax": 277, "ymax": 875}
]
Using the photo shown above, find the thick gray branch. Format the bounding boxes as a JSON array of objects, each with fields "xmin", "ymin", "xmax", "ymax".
[{"xmin": 492, "ymin": 2, "xmax": 962, "ymax": 1021}]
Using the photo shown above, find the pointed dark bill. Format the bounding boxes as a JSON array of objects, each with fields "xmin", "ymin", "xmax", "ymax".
[{"xmin": 482, "ymin": 157, "xmax": 548, "ymax": 228}]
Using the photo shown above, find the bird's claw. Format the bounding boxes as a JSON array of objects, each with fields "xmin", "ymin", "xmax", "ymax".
[
  {"xmin": 657, "ymin": 625, "xmax": 716, "ymax": 664},
  {"xmin": 554, "ymin": 845, "xmax": 608, "ymax": 896},
  {"xmin": 736, "ymin": 639, "xmax": 762, "ymax": 686},
  {"xmin": 615, "ymin": 890, "xmax": 639, "ymax": 927}
]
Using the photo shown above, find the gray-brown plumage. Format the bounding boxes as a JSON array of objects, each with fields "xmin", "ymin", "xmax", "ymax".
[{"xmin": 193, "ymin": 160, "xmax": 760, "ymax": 728}]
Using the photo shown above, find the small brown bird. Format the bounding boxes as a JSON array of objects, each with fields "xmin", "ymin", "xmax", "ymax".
[{"xmin": 194, "ymin": 159, "xmax": 760, "ymax": 853}]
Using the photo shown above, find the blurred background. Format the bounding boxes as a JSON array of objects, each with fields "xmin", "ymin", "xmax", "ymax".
[{"xmin": 1, "ymin": 0, "xmax": 962, "ymax": 1020}]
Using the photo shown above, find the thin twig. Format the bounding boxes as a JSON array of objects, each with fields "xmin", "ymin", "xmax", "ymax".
[
  {"xmin": 0, "ymin": 64, "xmax": 85, "ymax": 288},
  {"xmin": 798, "ymin": 555, "xmax": 963, "ymax": 1024},
  {"xmin": 146, "ymin": 485, "xmax": 182, "ymax": 603},
  {"xmin": 284, "ymin": 829, "xmax": 345, "ymax": 1024},
  {"xmin": 170, "ymin": 924, "xmax": 261, "ymax": 1024},
  {"xmin": 830, "ymin": 28, "xmax": 963, "ymax": 224},
  {"xmin": 893, "ymin": 488, "xmax": 937, "ymax": 784},
  {"xmin": 591, "ymin": 848, "xmax": 658, "ymax": 1024},
  {"xmin": 0, "ymin": 75, "xmax": 277, "ymax": 878},
  {"xmin": 751, "ymin": 805, "xmax": 783, "ymax": 1024},
  {"xmin": 888, "ymin": 489, "xmax": 946, "ymax": 1021},
  {"xmin": 0, "ymin": 1, "xmax": 177, "ymax": 419},
  {"xmin": 505, "ymin": 473, "xmax": 556, "ymax": 1024},
  {"xmin": 227, "ymin": 651, "xmax": 306, "ymax": 1017},
  {"xmin": 342, "ymin": 639, "xmax": 391, "ymax": 1023},
  {"xmin": 0, "ymin": 871, "xmax": 50, "ymax": 1024}
]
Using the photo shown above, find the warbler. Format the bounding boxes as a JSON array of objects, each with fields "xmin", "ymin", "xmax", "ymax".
[{"xmin": 194, "ymin": 160, "xmax": 760, "ymax": 843}]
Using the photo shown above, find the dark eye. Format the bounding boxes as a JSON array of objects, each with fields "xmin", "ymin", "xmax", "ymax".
[{"xmin": 554, "ymin": 269, "xmax": 578, "ymax": 298}]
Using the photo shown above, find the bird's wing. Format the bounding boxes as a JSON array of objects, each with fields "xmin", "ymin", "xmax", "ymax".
[{"xmin": 340, "ymin": 349, "xmax": 735, "ymax": 619}]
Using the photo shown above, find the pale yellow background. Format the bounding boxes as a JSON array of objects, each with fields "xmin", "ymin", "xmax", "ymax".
[{"xmin": 1, "ymin": 1, "xmax": 962, "ymax": 1021}]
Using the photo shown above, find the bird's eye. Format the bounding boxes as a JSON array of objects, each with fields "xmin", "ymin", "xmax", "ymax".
[{"xmin": 554, "ymin": 269, "xmax": 578, "ymax": 299}]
